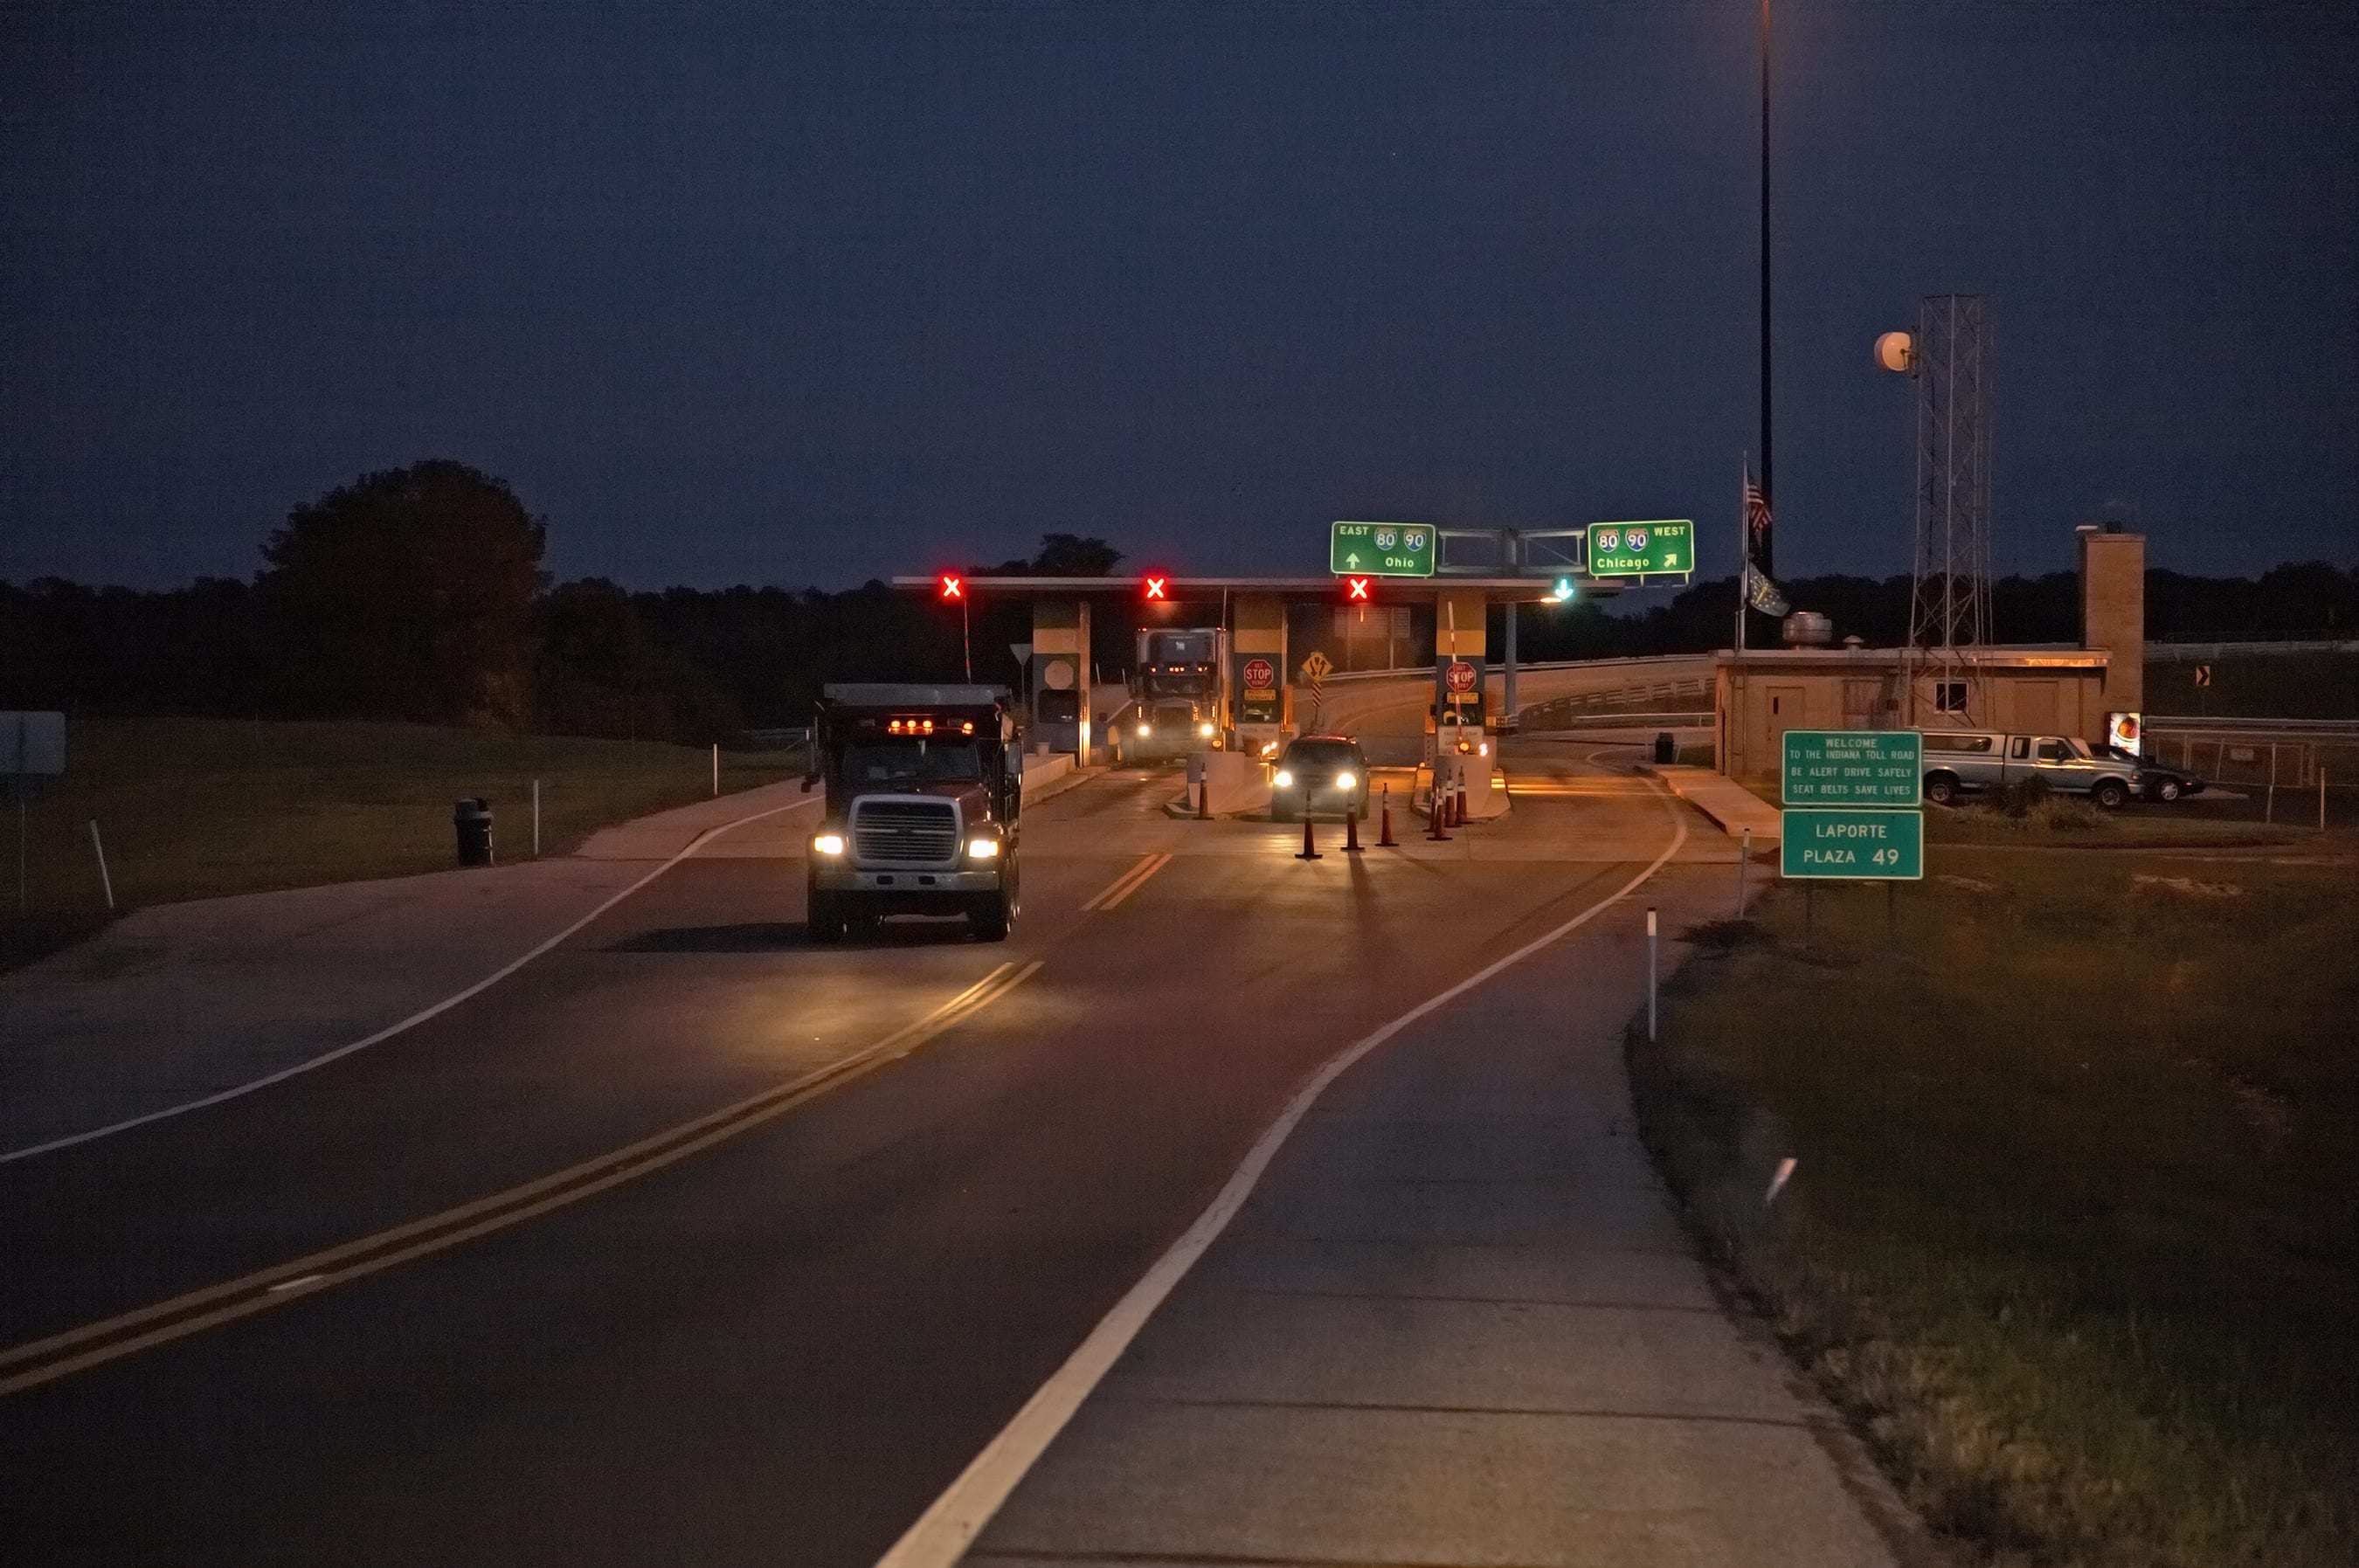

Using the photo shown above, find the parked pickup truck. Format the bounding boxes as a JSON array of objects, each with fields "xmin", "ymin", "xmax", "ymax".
[{"xmin": 1920, "ymin": 730, "xmax": 2146, "ymax": 810}]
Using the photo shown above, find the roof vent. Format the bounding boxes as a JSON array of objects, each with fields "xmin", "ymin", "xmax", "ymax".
[{"xmin": 1781, "ymin": 611, "xmax": 1833, "ymax": 646}]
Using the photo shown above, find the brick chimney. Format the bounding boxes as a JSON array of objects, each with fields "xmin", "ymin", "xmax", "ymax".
[{"xmin": 2077, "ymin": 523, "xmax": 2145, "ymax": 715}]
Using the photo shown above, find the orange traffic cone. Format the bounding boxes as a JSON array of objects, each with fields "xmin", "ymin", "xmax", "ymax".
[
  {"xmin": 1427, "ymin": 775, "xmax": 1450, "ymax": 840},
  {"xmin": 1378, "ymin": 784, "xmax": 1397, "ymax": 846},
  {"xmin": 1344, "ymin": 798, "xmax": 1363, "ymax": 853},
  {"xmin": 1297, "ymin": 812, "xmax": 1323, "ymax": 860},
  {"xmin": 1456, "ymin": 780, "xmax": 1470, "ymax": 825}
]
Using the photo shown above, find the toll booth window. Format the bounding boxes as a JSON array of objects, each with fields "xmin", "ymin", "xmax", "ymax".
[
  {"xmin": 845, "ymin": 737, "xmax": 982, "ymax": 784},
  {"xmin": 1037, "ymin": 690, "xmax": 1080, "ymax": 723},
  {"xmin": 1934, "ymin": 681, "xmax": 1968, "ymax": 713}
]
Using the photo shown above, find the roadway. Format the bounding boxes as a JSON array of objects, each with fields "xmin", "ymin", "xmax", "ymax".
[{"xmin": 3, "ymin": 736, "xmax": 1736, "ymax": 1565}]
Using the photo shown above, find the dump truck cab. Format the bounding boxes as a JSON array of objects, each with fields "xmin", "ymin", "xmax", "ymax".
[{"xmin": 802, "ymin": 683, "xmax": 1022, "ymax": 942}]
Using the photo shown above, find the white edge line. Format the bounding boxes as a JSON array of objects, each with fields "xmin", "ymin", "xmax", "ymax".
[
  {"xmin": 1, "ymin": 793, "xmax": 824, "ymax": 1164},
  {"xmin": 872, "ymin": 772, "xmax": 1691, "ymax": 1568}
]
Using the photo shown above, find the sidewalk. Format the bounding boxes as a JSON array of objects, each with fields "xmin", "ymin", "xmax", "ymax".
[
  {"xmin": 964, "ymin": 865, "xmax": 1947, "ymax": 1567},
  {"xmin": 1652, "ymin": 763, "xmax": 1783, "ymax": 844},
  {"xmin": 0, "ymin": 779, "xmax": 821, "ymax": 1158}
]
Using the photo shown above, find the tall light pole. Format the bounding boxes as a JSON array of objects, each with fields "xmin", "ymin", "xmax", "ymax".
[{"xmin": 1758, "ymin": 0, "xmax": 1774, "ymax": 535}]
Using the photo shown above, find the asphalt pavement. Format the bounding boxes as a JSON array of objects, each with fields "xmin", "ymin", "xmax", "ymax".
[{"xmin": 1, "ymin": 734, "xmax": 1926, "ymax": 1566}]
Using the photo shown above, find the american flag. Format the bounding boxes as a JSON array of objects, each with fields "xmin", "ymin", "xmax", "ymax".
[
  {"xmin": 1740, "ymin": 464, "xmax": 1788, "ymax": 616},
  {"xmin": 1743, "ymin": 473, "xmax": 1773, "ymax": 550}
]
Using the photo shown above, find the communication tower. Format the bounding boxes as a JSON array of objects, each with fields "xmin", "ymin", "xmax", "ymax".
[{"xmin": 1883, "ymin": 294, "xmax": 1994, "ymax": 724}]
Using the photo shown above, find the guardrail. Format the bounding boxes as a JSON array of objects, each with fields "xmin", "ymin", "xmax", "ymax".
[
  {"xmin": 1321, "ymin": 653, "xmax": 1714, "ymax": 685},
  {"xmin": 1520, "ymin": 711, "xmax": 1714, "ymax": 729},
  {"xmin": 2148, "ymin": 716, "xmax": 2359, "ymax": 736},
  {"xmin": 2146, "ymin": 640, "xmax": 2359, "ymax": 660}
]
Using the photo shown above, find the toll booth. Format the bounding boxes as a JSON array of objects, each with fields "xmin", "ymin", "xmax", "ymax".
[{"xmin": 1027, "ymin": 597, "xmax": 1092, "ymax": 758}]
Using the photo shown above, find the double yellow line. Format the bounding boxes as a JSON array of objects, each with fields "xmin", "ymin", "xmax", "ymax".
[
  {"xmin": 0, "ymin": 960, "xmax": 1042, "ymax": 1399},
  {"xmin": 1081, "ymin": 853, "xmax": 1171, "ymax": 912}
]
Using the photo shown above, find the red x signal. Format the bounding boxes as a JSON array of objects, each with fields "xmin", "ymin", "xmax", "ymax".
[
  {"xmin": 938, "ymin": 575, "xmax": 964, "ymax": 600},
  {"xmin": 1144, "ymin": 576, "xmax": 1168, "ymax": 600},
  {"xmin": 1345, "ymin": 576, "xmax": 1372, "ymax": 601}
]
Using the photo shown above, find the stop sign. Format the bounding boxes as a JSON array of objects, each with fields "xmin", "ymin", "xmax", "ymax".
[
  {"xmin": 1445, "ymin": 660, "xmax": 1477, "ymax": 694},
  {"xmin": 1242, "ymin": 657, "xmax": 1275, "ymax": 689}
]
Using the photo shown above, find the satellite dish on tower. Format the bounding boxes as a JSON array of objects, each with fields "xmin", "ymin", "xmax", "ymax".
[{"xmin": 1875, "ymin": 330, "xmax": 1914, "ymax": 375}]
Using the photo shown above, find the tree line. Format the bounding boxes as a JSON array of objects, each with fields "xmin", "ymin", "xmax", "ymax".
[
  {"xmin": 1514, "ymin": 557, "xmax": 2359, "ymax": 666},
  {"xmin": 4, "ymin": 459, "xmax": 2353, "ymax": 742}
]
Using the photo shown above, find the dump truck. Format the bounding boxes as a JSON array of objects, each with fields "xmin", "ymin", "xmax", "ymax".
[{"xmin": 800, "ymin": 684, "xmax": 1022, "ymax": 941}]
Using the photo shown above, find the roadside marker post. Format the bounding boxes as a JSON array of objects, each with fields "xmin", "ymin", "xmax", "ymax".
[
  {"xmin": 2323, "ymin": 770, "xmax": 2330, "ymax": 832},
  {"xmin": 1646, "ymin": 906, "xmax": 1658, "ymax": 1042},
  {"xmin": 533, "ymin": 780, "xmax": 542, "ymax": 858},
  {"xmin": 712, "ymin": 743, "xmax": 720, "ymax": 798},
  {"xmin": 87, "ymin": 820, "xmax": 113, "ymax": 912},
  {"xmin": 1734, "ymin": 825, "xmax": 1752, "ymax": 916}
]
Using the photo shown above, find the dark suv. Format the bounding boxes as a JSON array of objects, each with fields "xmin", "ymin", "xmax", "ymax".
[{"xmin": 1272, "ymin": 735, "xmax": 1370, "ymax": 821}]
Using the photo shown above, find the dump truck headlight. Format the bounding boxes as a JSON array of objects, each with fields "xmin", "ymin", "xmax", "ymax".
[
  {"xmin": 966, "ymin": 836, "xmax": 1000, "ymax": 859},
  {"xmin": 812, "ymin": 832, "xmax": 846, "ymax": 856}
]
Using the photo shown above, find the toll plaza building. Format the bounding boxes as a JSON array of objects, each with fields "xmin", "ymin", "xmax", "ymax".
[{"xmin": 1716, "ymin": 526, "xmax": 2147, "ymax": 780}]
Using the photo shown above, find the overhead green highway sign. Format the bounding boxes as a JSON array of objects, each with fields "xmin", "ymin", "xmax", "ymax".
[
  {"xmin": 1782, "ymin": 729, "xmax": 1922, "ymax": 807},
  {"xmin": 1781, "ymin": 808, "xmax": 1924, "ymax": 880},
  {"xmin": 1330, "ymin": 522, "xmax": 1435, "ymax": 578},
  {"xmin": 1585, "ymin": 520, "xmax": 1693, "ymax": 578}
]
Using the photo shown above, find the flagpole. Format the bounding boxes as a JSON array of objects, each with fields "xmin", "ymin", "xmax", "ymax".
[{"xmin": 1736, "ymin": 455, "xmax": 1748, "ymax": 653}]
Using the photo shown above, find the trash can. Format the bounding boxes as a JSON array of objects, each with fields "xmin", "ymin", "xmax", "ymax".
[
  {"xmin": 453, "ymin": 797, "xmax": 494, "ymax": 867},
  {"xmin": 1653, "ymin": 731, "xmax": 1676, "ymax": 765}
]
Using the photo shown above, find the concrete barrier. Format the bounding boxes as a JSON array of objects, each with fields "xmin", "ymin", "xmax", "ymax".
[
  {"xmin": 1416, "ymin": 755, "xmax": 1509, "ymax": 820},
  {"xmin": 1166, "ymin": 749, "xmax": 1269, "ymax": 818},
  {"xmin": 1021, "ymin": 752, "xmax": 1088, "ymax": 806}
]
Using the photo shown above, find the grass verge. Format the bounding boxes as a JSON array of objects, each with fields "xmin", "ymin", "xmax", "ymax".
[
  {"xmin": 3, "ymin": 720, "xmax": 800, "ymax": 965},
  {"xmin": 1630, "ymin": 851, "xmax": 2359, "ymax": 1568},
  {"xmin": 1924, "ymin": 803, "xmax": 2301, "ymax": 848}
]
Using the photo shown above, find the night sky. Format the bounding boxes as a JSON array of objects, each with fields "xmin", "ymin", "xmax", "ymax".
[{"xmin": 6, "ymin": 1, "xmax": 2355, "ymax": 594}]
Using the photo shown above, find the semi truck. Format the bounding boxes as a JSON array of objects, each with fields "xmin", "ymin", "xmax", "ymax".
[
  {"xmin": 1133, "ymin": 626, "xmax": 1231, "ymax": 749},
  {"xmin": 800, "ymin": 684, "xmax": 1022, "ymax": 942}
]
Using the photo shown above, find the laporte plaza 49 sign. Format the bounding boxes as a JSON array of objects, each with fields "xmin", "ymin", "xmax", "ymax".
[{"xmin": 1780, "ymin": 730, "xmax": 1925, "ymax": 881}]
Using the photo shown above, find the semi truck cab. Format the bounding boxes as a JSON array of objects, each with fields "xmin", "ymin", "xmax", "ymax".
[{"xmin": 801, "ymin": 683, "xmax": 1022, "ymax": 941}]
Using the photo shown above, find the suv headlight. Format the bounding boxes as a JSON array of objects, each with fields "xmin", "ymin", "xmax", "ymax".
[
  {"xmin": 1335, "ymin": 770, "xmax": 1356, "ymax": 790},
  {"xmin": 1198, "ymin": 721, "xmax": 1214, "ymax": 738},
  {"xmin": 812, "ymin": 832, "xmax": 847, "ymax": 856},
  {"xmin": 1274, "ymin": 769, "xmax": 1294, "ymax": 788},
  {"xmin": 966, "ymin": 836, "xmax": 1001, "ymax": 859},
  {"xmin": 1137, "ymin": 722, "xmax": 1152, "ymax": 736}
]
